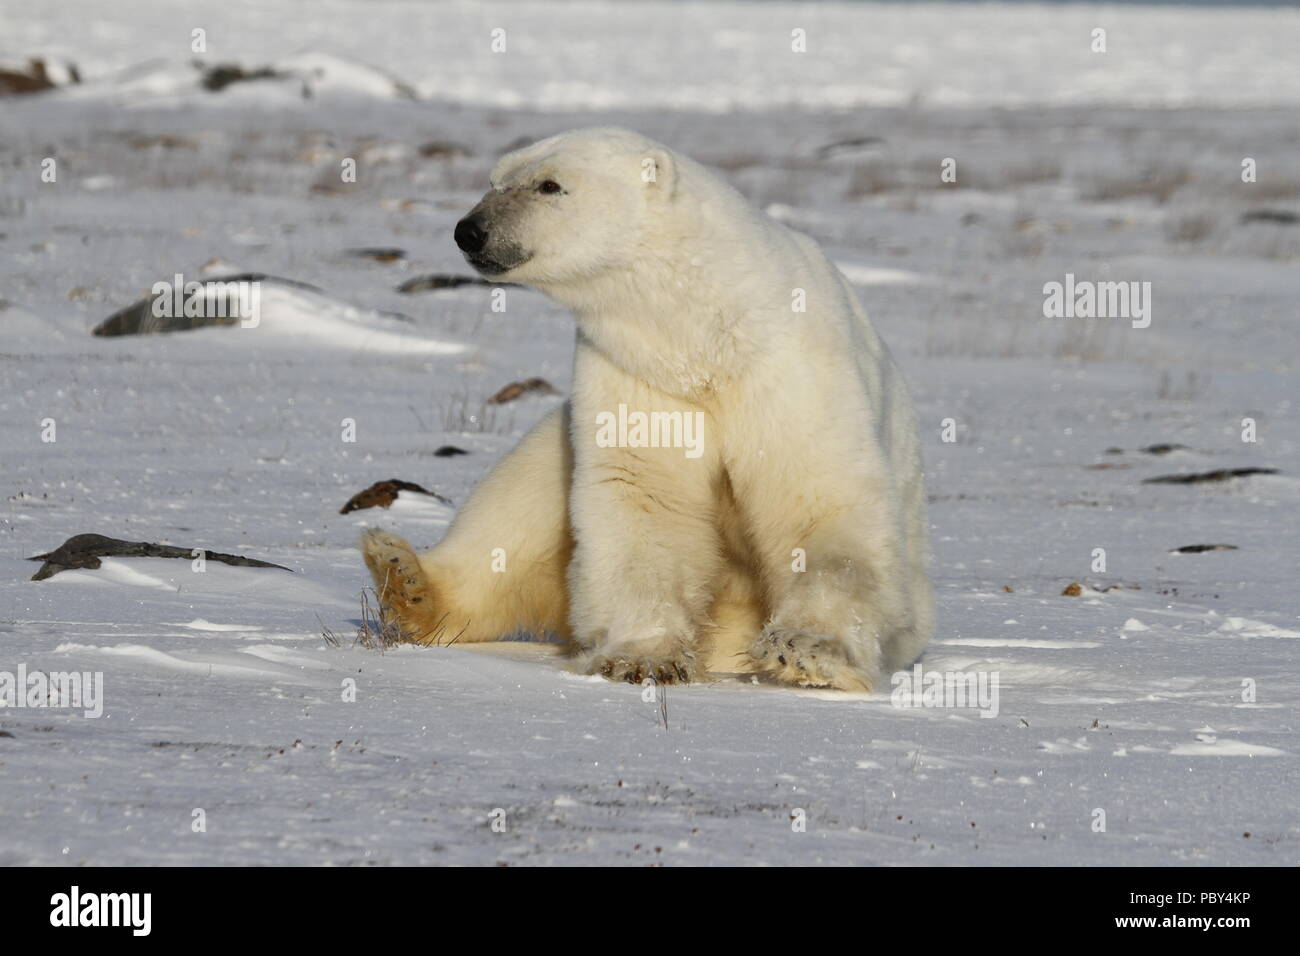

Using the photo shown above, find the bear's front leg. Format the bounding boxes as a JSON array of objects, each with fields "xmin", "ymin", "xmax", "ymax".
[
  {"xmin": 567, "ymin": 341, "xmax": 722, "ymax": 684},
  {"xmin": 745, "ymin": 518, "xmax": 909, "ymax": 692},
  {"xmin": 727, "ymin": 389, "xmax": 912, "ymax": 692}
]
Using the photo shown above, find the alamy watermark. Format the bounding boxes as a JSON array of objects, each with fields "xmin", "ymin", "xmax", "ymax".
[
  {"xmin": 594, "ymin": 404, "xmax": 705, "ymax": 459},
  {"xmin": 50, "ymin": 886, "xmax": 150, "ymax": 935},
  {"xmin": 890, "ymin": 663, "xmax": 1000, "ymax": 718},
  {"xmin": 1043, "ymin": 273, "xmax": 1151, "ymax": 329},
  {"xmin": 151, "ymin": 273, "xmax": 261, "ymax": 328},
  {"xmin": 0, "ymin": 665, "xmax": 103, "ymax": 718}
]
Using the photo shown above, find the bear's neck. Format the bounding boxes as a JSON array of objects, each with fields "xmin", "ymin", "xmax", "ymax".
[{"xmin": 541, "ymin": 236, "xmax": 767, "ymax": 400}]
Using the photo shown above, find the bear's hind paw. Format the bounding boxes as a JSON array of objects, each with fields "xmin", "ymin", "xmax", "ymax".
[{"xmin": 359, "ymin": 528, "xmax": 442, "ymax": 643}]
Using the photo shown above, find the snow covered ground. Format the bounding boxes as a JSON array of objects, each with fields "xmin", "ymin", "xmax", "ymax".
[
  {"xmin": 8, "ymin": 0, "xmax": 1300, "ymax": 110},
  {"xmin": 1, "ymin": 1, "xmax": 1298, "ymax": 865}
]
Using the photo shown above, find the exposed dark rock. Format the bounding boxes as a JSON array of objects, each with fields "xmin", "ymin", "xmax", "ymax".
[
  {"xmin": 340, "ymin": 479, "xmax": 452, "ymax": 515},
  {"xmin": 28, "ymin": 533, "xmax": 292, "ymax": 581},
  {"xmin": 198, "ymin": 62, "xmax": 286, "ymax": 92},
  {"xmin": 194, "ymin": 59, "xmax": 416, "ymax": 100},
  {"xmin": 396, "ymin": 274, "xmax": 496, "ymax": 293},
  {"xmin": 1102, "ymin": 445, "xmax": 1189, "ymax": 456},
  {"xmin": 1140, "ymin": 443, "xmax": 1188, "ymax": 455},
  {"xmin": 1143, "ymin": 468, "xmax": 1278, "ymax": 485},
  {"xmin": 92, "ymin": 273, "xmax": 320, "ymax": 336},
  {"xmin": 1172, "ymin": 544, "xmax": 1238, "ymax": 553},
  {"xmin": 1241, "ymin": 209, "xmax": 1299, "ymax": 225},
  {"xmin": 0, "ymin": 58, "xmax": 79, "ymax": 96},
  {"xmin": 433, "ymin": 445, "xmax": 469, "ymax": 457},
  {"xmin": 815, "ymin": 135, "xmax": 886, "ymax": 159}
]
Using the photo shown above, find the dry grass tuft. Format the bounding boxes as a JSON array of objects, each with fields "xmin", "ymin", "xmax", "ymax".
[
  {"xmin": 318, "ymin": 587, "xmax": 410, "ymax": 652},
  {"xmin": 353, "ymin": 586, "xmax": 409, "ymax": 651},
  {"xmin": 1165, "ymin": 211, "xmax": 1218, "ymax": 243}
]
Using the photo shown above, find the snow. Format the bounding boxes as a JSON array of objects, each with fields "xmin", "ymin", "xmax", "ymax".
[{"xmin": 1, "ymin": 0, "xmax": 1298, "ymax": 865}]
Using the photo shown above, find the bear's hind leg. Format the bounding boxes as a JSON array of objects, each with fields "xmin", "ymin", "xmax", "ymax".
[
  {"xmin": 360, "ymin": 528, "xmax": 454, "ymax": 643},
  {"xmin": 359, "ymin": 404, "xmax": 574, "ymax": 645}
]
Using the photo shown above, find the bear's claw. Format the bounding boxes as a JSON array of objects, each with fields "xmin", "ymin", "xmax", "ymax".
[{"xmin": 586, "ymin": 652, "xmax": 700, "ymax": 685}]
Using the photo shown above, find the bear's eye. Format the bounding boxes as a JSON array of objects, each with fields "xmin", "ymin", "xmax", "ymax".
[{"xmin": 537, "ymin": 180, "xmax": 563, "ymax": 195}]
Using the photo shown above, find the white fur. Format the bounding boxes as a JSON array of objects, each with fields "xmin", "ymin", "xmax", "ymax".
[{"xmin": 362, "ymin": 128, "xmax": 932, "ymax": 690}]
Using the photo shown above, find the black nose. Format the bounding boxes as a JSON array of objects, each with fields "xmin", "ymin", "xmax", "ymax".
[{"xmin": 454, "ymin": 216, "xmax": 488, "ymax": 254}]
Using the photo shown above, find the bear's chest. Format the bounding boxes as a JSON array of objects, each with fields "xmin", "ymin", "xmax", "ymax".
[{"xmin": 577, "ymin": 310, "xmax": 742, "ymax": 402}]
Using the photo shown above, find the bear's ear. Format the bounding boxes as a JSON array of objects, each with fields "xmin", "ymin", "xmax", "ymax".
[{"xmin": 639, "ymin": 148, "xmax": 677, "ymax": 200}]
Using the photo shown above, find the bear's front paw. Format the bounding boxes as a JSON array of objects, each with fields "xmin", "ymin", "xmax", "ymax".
[
  {"xmin": 748, "ymin": 627, "xmax": 875, "ymax": 692},
  {"xmin": 584, "ymin": 651, "xmax": 701, "ymax": 685}
]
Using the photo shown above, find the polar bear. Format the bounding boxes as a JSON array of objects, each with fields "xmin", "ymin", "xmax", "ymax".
[{"xmin": 361, "ymin": 127, "xmax": 932, "ymax": 691}]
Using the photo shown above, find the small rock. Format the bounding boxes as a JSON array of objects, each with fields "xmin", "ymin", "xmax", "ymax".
[
  {"xmin": 347, "ymin": 247, "xmax": 406, "ymax": 263},
  {"xmin": 488, "ymin": 377, "xmax": 560, "ymax": 404},
  {"xmin": 815, "ymin": 135, "xmax": 886, "ymax": 160},
  {"xmin": 418, "ymin": 141, "xmax": 470, "ymax": 159},
  {"xmin": 127, "ymin": 134, "xmax": 197, "ymax": 151}
]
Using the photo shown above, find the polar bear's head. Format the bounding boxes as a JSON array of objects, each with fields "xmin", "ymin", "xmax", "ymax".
[{"xmin": 454, "ymin": 128, "xmax": 677, "ymax": 287}]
